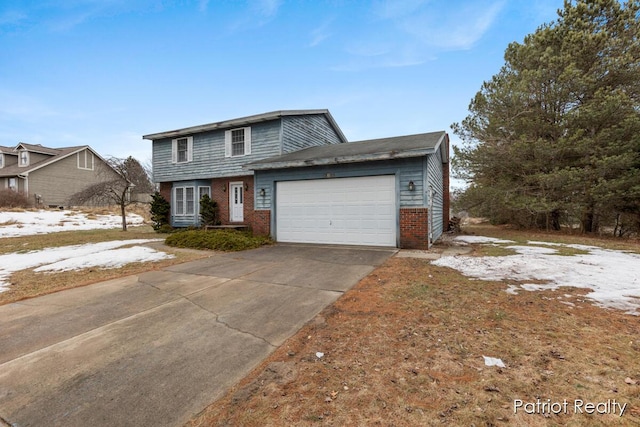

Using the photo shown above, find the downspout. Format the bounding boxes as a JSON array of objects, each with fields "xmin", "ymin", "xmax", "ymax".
[{"xmin": 17, "ymin": 173, "xmax": 28, "ymax": 196}]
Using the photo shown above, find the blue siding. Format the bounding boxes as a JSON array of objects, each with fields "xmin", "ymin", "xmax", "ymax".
[
  {"xmin": 153, "ymin": 120, "xmax": 282, "ymax": 183},
  {"xmin": 170, "ymin": 179, "xmax": 212, "ymax": 227},
  {"xmin": 427, "ymin": 145, "xmax": 445, "ymax": 241},
  {"xmin": 254, "ymin": 158, "xmax": 426, "ymax": 211},
  {"xmin": 281, "ymin": 114, "xmax": 344, "ymax": 153}
]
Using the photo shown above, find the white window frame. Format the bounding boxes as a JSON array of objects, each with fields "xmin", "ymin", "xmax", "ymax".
[
  {"xmin": 174, "ymin": 186, "xmax": 195, "ymax": 216},
  {"xmin": 77, "ymin": 150, "xmax": 95, "ymax": 170},
  {"xmin": 198, "ymin": 186, "xmax": 211, "ymax": 200},
  {"xmin": 224, "ymin": 127, "xmax": 252, "ymax": 157},
  {"xmin": 0, "ymin": 153, "xmax": 3, "ymax": 169},
  {"xmin": 8, "ymin": 177, "xmax": 17, "ymax": 191},
  {"xmin": 171, "ymin": 136, "xmax": 193, "ymax": 164},
  {"xmin": 19, "ymin": 150, "xmax": 29, "ymax": 167}
]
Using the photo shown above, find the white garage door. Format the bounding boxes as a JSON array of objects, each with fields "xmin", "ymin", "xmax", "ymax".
[{"xmin": 276, "ymin": 175, "xmax": 397, "ymax": 247}]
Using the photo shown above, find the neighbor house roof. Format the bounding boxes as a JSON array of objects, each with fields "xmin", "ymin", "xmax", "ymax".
[
  {"xmin": 0, "ymin": 145, "xmax": 90, "ymax": 177},
  {"xmin": 247, "ymin": 131, "xmax": 449, "ymax": 170},
  {"xmin": 142, "ymin": 109, "xmax": 348, "ymax": 143},
  {"xmin": 15, "ymin": 143, "xmax": 62, "ymax": 156},
  {"xmin": 0, "ymin": 145, "xmax": 15, "ymax": 154}
]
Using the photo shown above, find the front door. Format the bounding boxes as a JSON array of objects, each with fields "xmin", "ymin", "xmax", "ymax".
[{"xmin": 230, "ymin": 182, "xmax": 244, "ymax": 222}]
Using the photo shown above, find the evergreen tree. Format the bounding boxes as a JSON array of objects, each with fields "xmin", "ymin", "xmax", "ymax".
[
  {"xmin": 453, "ymin": 0, "xmax": 640, "ymax": 233},
  {"xmin": 150, "ymin": 192, "xmax": 171, "ymax": 231},
  {"xmin": 199, "ymin": 194, "xmax": 220, "ymax": 227}
]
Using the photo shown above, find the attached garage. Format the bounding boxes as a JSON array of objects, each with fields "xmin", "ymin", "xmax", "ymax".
[
  {"xmin": 248, "ymin": 131, "xmax": 450, "ymax": 249},
  {"xmin": 276, "ymin": 175, "xmax": 396, "ymax": 246}
]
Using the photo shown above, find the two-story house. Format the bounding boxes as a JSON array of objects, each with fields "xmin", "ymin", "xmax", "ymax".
[
  {"xmin": 0, "ymin": 143, "xmax": 120, "ymax": 207},
  {"xmin": 143, "ymin": 109, "xmax": 449, "ymax": 249}
]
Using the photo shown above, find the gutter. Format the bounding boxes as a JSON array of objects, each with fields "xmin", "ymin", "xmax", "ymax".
[{"xmin": 246, "ymin": 148, "xmax": 436, "ymax": 171}]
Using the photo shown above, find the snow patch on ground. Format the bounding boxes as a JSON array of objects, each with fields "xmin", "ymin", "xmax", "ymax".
[
  {"xmin": 434, "ymin": 237, "xmax": 640, "ymax": 315},
  {"xmin": 0, "ymin": 210, "xmax": 145, "ymax": 237},
  {"xmin": 0, "ymin": 240, "xmax": 173, "ymax": 293},
  {"xmin": 454, "ymin": 236, "xmax": 515, "ymax": 245}
]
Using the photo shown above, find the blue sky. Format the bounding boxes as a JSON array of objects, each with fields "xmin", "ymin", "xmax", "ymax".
[{"xmin": 1, "ymin": 0, "xmax": 562, "ymax": 172}]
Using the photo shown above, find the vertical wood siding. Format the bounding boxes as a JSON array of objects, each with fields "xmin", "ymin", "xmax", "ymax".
[
  {"xmin": 281, "ymin": 115, "xmax": 344, "ymax": 153},
  {"xmin": 426, "ymin": 146, "xmax": 445, "ymax": 241}
]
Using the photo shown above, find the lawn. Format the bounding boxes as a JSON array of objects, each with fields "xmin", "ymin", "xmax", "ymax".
[{"xmin": 187, "ymin": 225, "xmax": 640, "ymax": 427}]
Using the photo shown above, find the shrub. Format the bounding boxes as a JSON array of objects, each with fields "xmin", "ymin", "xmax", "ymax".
[
  {"xmin": 199, "ymin": 194, "xmax": 220, "ymax": 227},
  {"xmin": 149, "ymin": 192, "xmax": 171, "ymax": 231},
  {"xmin": 165, "ymin": 229, "xmax": 272, "ymax": 252},
  {"xmin": 0, "ymin": 189, "xmax": 30, "ymax": 208}
]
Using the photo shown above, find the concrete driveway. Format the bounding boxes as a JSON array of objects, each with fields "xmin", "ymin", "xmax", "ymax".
[{"xmin": 0, "ymin": 244, "xmax": 395, "ymax": 427}]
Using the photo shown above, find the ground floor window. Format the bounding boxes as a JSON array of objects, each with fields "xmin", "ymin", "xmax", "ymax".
[
  {"xmin": 174, "ymin": 186, "xmax": 195, "ymax": 215},
  {"xmin": 198, "ymin": 186, "xmax": 211, "ymax": 200}
]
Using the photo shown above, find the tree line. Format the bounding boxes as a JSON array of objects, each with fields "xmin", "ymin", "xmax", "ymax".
[{"xmin": 453, "ymin": 0, "xmax": 640, "ymax": 236}]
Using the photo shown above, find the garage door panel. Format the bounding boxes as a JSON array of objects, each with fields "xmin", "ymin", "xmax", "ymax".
[{"xmin": 276, "ymin": 175, "xmax": 397, "ymax": 247}]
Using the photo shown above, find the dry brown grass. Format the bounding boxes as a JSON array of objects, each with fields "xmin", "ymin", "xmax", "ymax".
[
  {"xmin": 187, "ymin": 227, "xmax": 640, "ymax": 427},
  {"xmin": 0, "ymin": 223, "xmax": 212, "ymax": 305}
]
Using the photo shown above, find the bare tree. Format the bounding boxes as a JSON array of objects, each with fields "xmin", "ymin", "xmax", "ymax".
[{"xmin": 69, "ymin": 156, "xmax": 154, "ymax": 231}]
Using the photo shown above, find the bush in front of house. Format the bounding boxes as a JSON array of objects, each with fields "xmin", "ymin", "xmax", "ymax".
[
  {"xmin": 149, "ymin": 192, "xmax": 171, "ymax": 232},
  {"xmin": 0, "ymin": 189, "xmax": 30, "ymax": 208},
  {"xmin": 165, "ymin": 229, "xmax": 272, "ymax": 252},
  {"xmin": 199, "ymin": 194, "xmax": 220, "ymax": 227}
]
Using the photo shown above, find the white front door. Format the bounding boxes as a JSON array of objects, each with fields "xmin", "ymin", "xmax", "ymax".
[{"xmin": 230, "ymin": 182, "xmax": 244, "ymax": 222}]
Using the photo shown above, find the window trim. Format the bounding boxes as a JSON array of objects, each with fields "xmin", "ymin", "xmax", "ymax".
[
  {"xmin": 77, "ymin": 150, "xmax": 95, "ymax": 170},
  {"xmin": 174, "ymin": 186, "xmax": 196, "ymax": 216},
  {"xmin": 8, "ymin": 177, "xmax": 17, "ymax": 191},
  {"xmin": 19, "ymin": 150, "xmax": 29, "ymax": 167},
  {"xmin": 224, "ymin": 127, "xmax": 252, "ymax": 157},
  {"xmin": 198, "ymin": 186, "xmax": 211, "ymax": 200},
  {"xmin": 172, "ymin": 136, "xmax": 193, "ymax": 164},
  {"xmin": 0, "ymin": 153, "xmax": 4, "ymax": 169}
]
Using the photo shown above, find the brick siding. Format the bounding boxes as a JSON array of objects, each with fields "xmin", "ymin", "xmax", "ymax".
[
  {"xmin": 210, "ymin": 175, "xmax": 257, "ymax": 228},
  {"xmin": 399, "ymin": 207, "xmax": 430, "ymax": 249}
]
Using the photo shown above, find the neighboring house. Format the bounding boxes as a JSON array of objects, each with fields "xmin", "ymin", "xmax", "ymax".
[
  {"xmin": 143, "ymin": 109, "xmax": 449, "ymax": 249},
  {"xmin": 0, "ymin": 143, "xmax": 119, "ymax": 207}
]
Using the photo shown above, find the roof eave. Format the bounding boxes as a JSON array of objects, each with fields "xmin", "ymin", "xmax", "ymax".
[
  {"xmin": 142, "ymin": 109, "xmax": 339, "ymax": 141},
  {"xmin": 246, "ymin": 148, "xmax": 434, "ymax": 171}
]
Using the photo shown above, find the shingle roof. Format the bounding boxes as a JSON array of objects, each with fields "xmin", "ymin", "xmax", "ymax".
[
  {"xmin": 247, "ymin": 131, "xmax": 448, "ymax": 170},
  {"xmin": 142, "ymin": 109, "xmax": 348, "ymax": 143},
  {"xmin": 0, "ymin": 145, "xmax": 87, "ymax": 177}
]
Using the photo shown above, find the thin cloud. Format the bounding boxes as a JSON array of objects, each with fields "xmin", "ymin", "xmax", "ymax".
[
  {"xmin": 309, "ymin": 19, "xmax": 333, "ymax": 47},
  {"xmin": 372, "ymin": 0, "xmax": 430, "ymax": 20},
  {"xmin": 401, "ymin": 1, "xmax": 506, "ymax": 50}
]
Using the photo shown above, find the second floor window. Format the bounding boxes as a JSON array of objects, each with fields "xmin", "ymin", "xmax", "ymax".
[
  {"xmin": 19, "ymin": 150, "xmax": 29, "ymax": 166},
  {"xmin": 225, "ymin": 127, "xmax": 251, "ymax": 157},
  {"xmin": 172, "ymin": 136, "xmax": 193, "ymax": 163},
  {"xmin": 177, "ymin": 138, "xmax": 188, "ymax": 162}
]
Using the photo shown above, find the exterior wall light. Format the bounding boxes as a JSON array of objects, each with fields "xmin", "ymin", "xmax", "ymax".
[
  {"xmin": 259, "ymin": 188, "xmax": 266, "ymax": 197},
  {"xmin": 408, "ymin": 181, "xmax": 415, "ymax": 191},
  {"xmin": 222, "ymin": 183, "xmax": 227, "ymax": 192},
  {"xmin": 244, "ymin": 183, "xmax": 249, "ymax": 191}
]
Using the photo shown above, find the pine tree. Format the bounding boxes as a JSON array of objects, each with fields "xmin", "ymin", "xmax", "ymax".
[
  {"xmin": 453, "ymin": 0, "xmax": 640, "ymax": 233},
  {"xmin": 149, "ymin": 192, "xmax": 171, "ymax": 231},
  {"xmin": 199, "ymin": 194, "xmax": 220, "ymax": 227}
]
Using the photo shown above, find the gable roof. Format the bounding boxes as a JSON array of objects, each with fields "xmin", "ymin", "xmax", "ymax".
[
  {"xmin": 0, "ymin": 145, "xmax": 92, "ymax": 177},
  {"xmin": 15, "ymin": 143, "xmax": 62, "ymax": 156},
  {"xmin": 247, "ymin": 131, "xmax": 449, "ymax": 170},
  {"xmin": 142, "ymin": 109, "xmax": 348, "ymax": 143}
]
